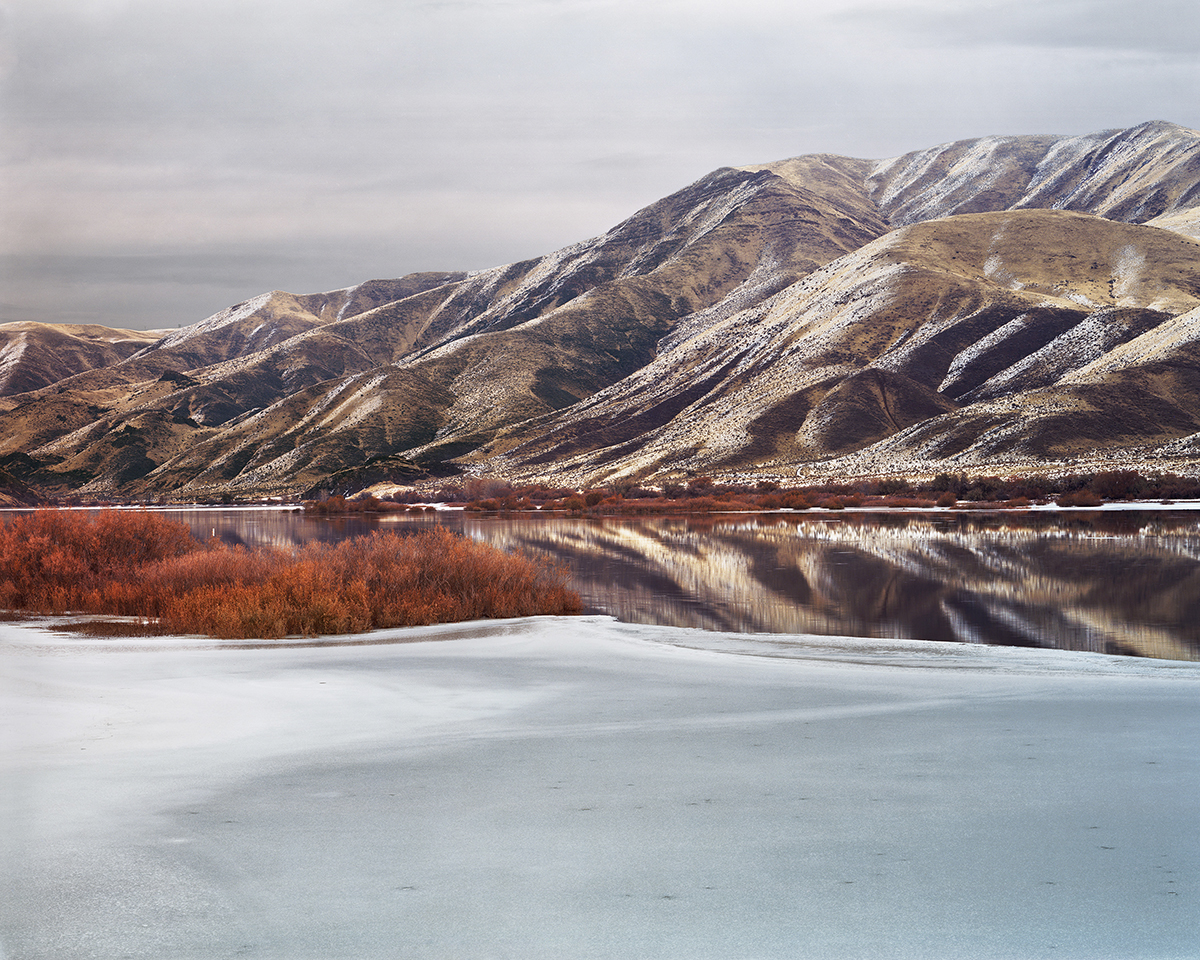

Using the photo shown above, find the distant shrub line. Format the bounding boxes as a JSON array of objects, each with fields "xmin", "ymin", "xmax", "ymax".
[
  {"xmin": 0, "ymin": 511, "xmax": 581, "ymax": 639},
  {"xmin": 341, "ymin": 468, "xmax": 1200, "ymax": 515}
]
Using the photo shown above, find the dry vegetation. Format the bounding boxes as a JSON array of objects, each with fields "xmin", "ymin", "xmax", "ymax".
[
  {"xmin": 369, "ymin": 468, "xmax": 1200, "ymax": 516},
  {"xmin": 0, "ymin": 510, "xmax": 581, "ymax": 639}
]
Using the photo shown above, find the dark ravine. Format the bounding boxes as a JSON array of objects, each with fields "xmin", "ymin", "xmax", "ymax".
[{"xmin": 3, "ymin": 121, "xmax": 1200, "ymax": 499}]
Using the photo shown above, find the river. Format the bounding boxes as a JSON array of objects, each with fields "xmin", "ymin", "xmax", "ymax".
[{"xmin": 130, "ymin": 505, "xmax": 1200, "ymax": 661}]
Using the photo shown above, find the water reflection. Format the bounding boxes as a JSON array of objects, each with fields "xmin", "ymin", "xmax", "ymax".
[
  {"xmin": 453, "ymin": 512, "xmax": 1200, "ymax": 661},
  {"xmin": 87, "ymin": 508, "xmax": 1200, "ymax": 660}
]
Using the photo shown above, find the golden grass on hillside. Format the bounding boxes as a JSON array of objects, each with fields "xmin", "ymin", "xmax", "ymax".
[{"xmin": 0, "ymin": 510, "xmax": 581, "ymax": 639}]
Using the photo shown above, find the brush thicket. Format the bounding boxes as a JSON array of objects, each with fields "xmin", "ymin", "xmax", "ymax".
[{"xmin": 0, "ymin": 511, "xmax": 581, "ymax": 639}]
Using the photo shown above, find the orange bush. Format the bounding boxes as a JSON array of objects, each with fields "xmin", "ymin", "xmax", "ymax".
[
  {"xmin": 0, "ymin": 509, "xmax": 196, "ymax": 612},
  {"xmin": 1057, "ymin": 489, "xmax": 1104, "ymax": 507},
  {"xmin": 0, "ymin": 511, "xmax": 581, "ymax": 639},
  {"xmin": 877, "ymin": 495, "xmax": 937, "ymax": 508}
]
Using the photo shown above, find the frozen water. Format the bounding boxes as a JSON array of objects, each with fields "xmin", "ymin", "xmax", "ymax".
[{"xmin": 2, "ymin": 617, "xmax": 1196, "ymax": 960}]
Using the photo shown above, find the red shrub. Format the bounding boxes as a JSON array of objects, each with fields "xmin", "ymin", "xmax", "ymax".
[
  {"xmin": 1057, "ymin": 490, "xmax": 1104, "ymax": 507},
  {"xmin": 0, "ymin": 509, "xmax": 197, "ymax": 612},
  {"xmin": 878, "ymin": 496, "xmax": 937, "ymax": 508},
  {"xmin": 0, "ymin": 512, "xmax": 581, "ymax": 639}
]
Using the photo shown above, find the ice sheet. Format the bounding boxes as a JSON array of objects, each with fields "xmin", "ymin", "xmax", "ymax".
[{"xmin": 2, "ymin": 616, "xmax": 1197, "ymax": 959}]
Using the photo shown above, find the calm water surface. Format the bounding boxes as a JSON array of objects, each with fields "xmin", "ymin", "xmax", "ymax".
[{"xmin": 143, "ymin": 506, "xmax": 1200, "ymax": 661}]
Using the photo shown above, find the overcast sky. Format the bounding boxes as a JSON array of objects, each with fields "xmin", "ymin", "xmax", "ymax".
[{"xmin": 3, "ymin": 0, "xmax": 1199, "ymax": 330}]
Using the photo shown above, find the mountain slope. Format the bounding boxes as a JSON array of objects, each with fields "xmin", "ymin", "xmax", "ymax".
[
  {"xmin": 480, "ymin": 209, "xmax": 1200, "ymax": 484},
  {"xmin": 130, "ymin": 275, "xmax": 468, "ymax": 371},
  {"xmin": 2, "ymin": 162, "xmax": 888, "ymax": 496},
  {"xmin": 866, "ymin": 120, "xmax": 1200, "ymax": 226},
  {"xmin": 5, "ymin": 121, "xmax": 1200, "ymax": 497},
  {"xmin": 0, "ymin": 322, "xmax": 164, "ymax": 397}
]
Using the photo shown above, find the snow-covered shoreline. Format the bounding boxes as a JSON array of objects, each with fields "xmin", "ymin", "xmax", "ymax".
[
  {"xmin": 8, "ymin": 613, "xmax": 1200, "ymax": 674},
  {"xmin": 3, "ymin": 616, "xmax": 1197, "ymax": 958}
]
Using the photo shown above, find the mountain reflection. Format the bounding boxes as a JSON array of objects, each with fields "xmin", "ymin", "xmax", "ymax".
[
  {"xmin": 160, "ymin": 508, "xmax": 1200, "ymax": 661},
  {"xmin": 458, "ymin": 512, "xmax": 1200, "ymax": 661}
]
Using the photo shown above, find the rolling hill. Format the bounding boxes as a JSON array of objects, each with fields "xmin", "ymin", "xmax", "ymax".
[{"xmin": 3, "ymin": 120, "xmax": 1200, "ymax": 498}]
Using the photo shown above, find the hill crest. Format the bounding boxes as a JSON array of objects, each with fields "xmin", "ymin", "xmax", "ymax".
[{"xmin": 5, "ymin": 121, "xmax": 1200, "ymax": 497}]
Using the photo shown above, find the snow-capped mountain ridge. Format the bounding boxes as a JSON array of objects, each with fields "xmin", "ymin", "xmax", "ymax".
[{"xmin": 4, "ymin": 121, "xmax": 1200, "ymax": 497}]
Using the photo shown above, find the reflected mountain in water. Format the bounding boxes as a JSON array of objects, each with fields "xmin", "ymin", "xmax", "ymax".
[
  {"xmin": 158, "ymin": 508, "xmax": 1200, "ymax": 661},
  {"xmin": 461, "ymin": 512, "xmax": 1200, "ymax": 661}
]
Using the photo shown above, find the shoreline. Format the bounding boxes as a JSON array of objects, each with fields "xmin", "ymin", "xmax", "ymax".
[
  {"xmin": 9, "ymin": 496, "xmax": 1200, "ymax": 516},
  {"xmin": 7, "ymin": 611, "xmax": 1200, "ymax": 674}
]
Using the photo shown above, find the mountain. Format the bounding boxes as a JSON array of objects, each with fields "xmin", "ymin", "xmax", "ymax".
[
  {"xmin": 865, "ymin": 120, "xmax": 1200, "ymax": 225},
  {"xmin": 0, "ymin": 322, "xmax": 165, "ymax": 397},
  {"xmin": 3, "ymin": 121, "xmax": 1200, "ymax": 498},
  {"xmin": 484, "ymin": 208, "xmax": 1200, "ymax": 485}
]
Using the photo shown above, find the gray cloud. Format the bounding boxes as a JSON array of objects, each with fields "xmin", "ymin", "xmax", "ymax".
[
  {"xmin": 840, "ymin": 0, "xmax": 1200, "ymax": 55},
  {"xmin": 3, "ymin": 0, "xmax": 1198, "ymax": 328}
]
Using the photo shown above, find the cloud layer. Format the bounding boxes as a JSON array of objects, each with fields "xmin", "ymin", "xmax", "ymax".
[{"xmin": 3, "ymin": 0, "xmax": 1199, "ymax": 328}]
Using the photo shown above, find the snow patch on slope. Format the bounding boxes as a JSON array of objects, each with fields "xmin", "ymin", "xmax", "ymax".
[
  {"xmin": 32, "ymin": 418, "xmax": 111, "ymax": 459},
  {"xmin": 149, "ymin": 292, "xmax": 274, "ymax": 352},
  {"xmin": 230, "ymin": 443, "xmax": 313, "ymax": 489},
  {"xmin": 1019, "ymin": 130, "xmax": 1118, "ymax": 205},
  {"xmin": 868, "ymin": 136, "xmax": 1023, "ymax": 225},
  {"xmin": 1063, "ymin": 306, "xmax": 1200, "ymax": 382},
  {"xmin": 1037, "ymin": 123, "xmax": 1200, "ymax": 218},
  {"xmin": 961, "ymin": 310, "xmax": 1164, "ymax": 401},
  {"xmin": 622, "ymin": 178, "xmax": 763, "ymax": 278},
  {"xmin": 438, "ymin": 356, "xmax": 534, "ymax": 437},
  {"xmin": 319, "ymin": 373, "xmax": 389, "ymax": 433},
  {"xmin": 0, "ymin": 332, "xmax": 28, "ymax": 390},
  {"xmin": 938, "ymin": 313, "xmax": 1036, "ymax": 394},
  {"xmin": 657, "ymin": 244, "xmax": 793, "ymax": 354},
  {"xmin": 495, "ymin": 240, "xmax": 599, "ymax": 316},
  {"xmin": 1111, "ymin": 244, "xmax": 1146, "ymax": 300},
  {"xmin": 981, "ymin": 221, "xmax": 1026, "ymax": 292},
  {"xmin": 870, "ymin": 123, "xmax": 1200, "ymax": 227},
  {"xmin": 335, "ymin": 284, "xmax": 361, "ymax": 321}
]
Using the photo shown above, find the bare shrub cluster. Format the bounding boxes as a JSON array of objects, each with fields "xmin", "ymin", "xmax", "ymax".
[
  {"xmin": 385, "ymin": 467, "xmax": 1200, "ymax": 516},
  {"xmin": 303, "ymin": 494, "xmax": 403, "ymax": 515},
  {"xmin": 0, "ymin": 511, "xmax": 581, "ymax": 639}
]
